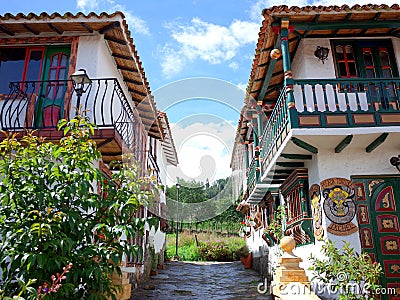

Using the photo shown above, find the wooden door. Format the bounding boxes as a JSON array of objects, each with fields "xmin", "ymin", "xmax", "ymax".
[{"xmin": 352, "ymin": 175, "xmax": 400, "ymax": 299}]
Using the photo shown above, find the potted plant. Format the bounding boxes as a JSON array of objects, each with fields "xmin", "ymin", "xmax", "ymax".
[{"xmin": 236, "ymin": 245, "xmax": 252, "ymax": 269}]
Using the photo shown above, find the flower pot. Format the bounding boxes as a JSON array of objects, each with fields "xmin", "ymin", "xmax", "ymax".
[
  {"xmin": 240, "ymin": 253, "xmax": 252, "ymax": 269},
  {"xmin": 150, "ymin": 270, "xmax": 158, "ymax": 276}
]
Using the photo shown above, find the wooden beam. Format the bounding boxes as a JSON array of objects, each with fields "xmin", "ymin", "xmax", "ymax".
[
  {"xmin": 112, "ymin": 53, "xmax": 134, "ymax": 61},
  {"xmin": 274, "ymin": 169, "xmax": 293, "ymax": 174},
  {"xmin": 276, "ymin": 162, "xmax": 304, "ymax": 168},
  {"xmin": 0, "ymin": 25, "xmax": 14, "ymax": 36},
  {"xmin": 104, "ymin": 36, "xmax": 127, "ymax": 45},
  {"xmin": 124, "ymin": 78, "xmax": 142, "ymax": 85},
  {"xmin": 96, "ymin": 138, "xmax": 114, "ymax": 149},
  {"xmin": 335, "ymin": 135, "xmax": 353, "ymax": 153},
  {"xmin": 22, "ymin": 24, "xmax": 39, "ymax": 35},
  {"xmin": 47, "ymin": 23, "xmax": 63, "ymax": 35},
  {"xmin": 118, "ymin": 65, "xmax": 137, "ymax": 72},
  {"xmin": 291, "ymin": 137, "xmax": 318, "ymax": 154},
  {"xmin": 258, "ymin": 35, "xmax": 282, "ymax": 102},
  {"xmin": 80, "ymin": 22, "xmax": 93, "ymax": 33},
  {"xmin": 366, "ymin": 133, "xmax": 388, "ymax": 153},
  {"xmin": 281, "ymin": 153, "xmax": 312, "ymax": 160},
  {"xmin": 99, "ymin": 21, "xmax": 120, "ymax": 34},
  {"xmin": 128, "ymin": 88, "xmax": 147, "ymax": 97}
]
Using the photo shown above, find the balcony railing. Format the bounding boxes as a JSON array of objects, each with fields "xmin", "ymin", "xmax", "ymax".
[
  {"xmin": 294, "ymin": 78, "xmax": 400, "ymax": 114},
  {"xmin": 0, "ymin": 78, "xmax": 139, "ymax": 149},
  {"xmin": 246, "ymin": 156, "xmax": 259, "ymax": 196},
  {"xmin": 259, "ymin": 77, "xmax": 400, "ymax": 174},
  {"xmin": 146, "ymin": 150, "xmax": 161, "ymax": 184}
]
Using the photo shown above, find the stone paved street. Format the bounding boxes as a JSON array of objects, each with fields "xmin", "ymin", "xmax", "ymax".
[{"xmin": 130, "ymin": 261, "xmax": 273, "ymax": 300}]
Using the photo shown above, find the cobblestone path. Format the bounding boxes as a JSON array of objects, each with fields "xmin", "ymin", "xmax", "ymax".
[{"xmin": 130, "ymin": 261, "xmax": 272, "ymax": 300}]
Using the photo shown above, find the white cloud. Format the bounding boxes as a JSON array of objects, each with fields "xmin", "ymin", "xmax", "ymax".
[
  {"xmin": 165, "ymin": 122, "xmax": 236, "ymax": 185},
  {"xmin": 160, "ymin": 47, "xmax": 186, "ymax": 78},
  {"xmin": 76, "ymin": 0, "xmax": 150, "ymax": 36},
  {"xmin": 229, "ymin": 62, "xmax": 239, "ymax": 71},
  {"xmin": 160, "ymin": 17, "xmax": 259, "ymax": 77},
  {"xmin": 113, "ymin": 5, "xmax": 150, "ymax": 36}
]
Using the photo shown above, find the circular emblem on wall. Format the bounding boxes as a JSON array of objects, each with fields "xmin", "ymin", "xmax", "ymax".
[{"xmin": 323, "ymin": 184, "xmax": 356, "ymax": 224}]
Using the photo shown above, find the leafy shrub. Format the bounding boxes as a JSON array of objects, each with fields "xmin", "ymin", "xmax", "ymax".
[
  {"xmin": 198, "ymin": 240, "xmax": 244, "ymax": 261},
  {"xmin": 0, "ymin": 116, "xmax": 158, "ymax": 299},
  {"xmin": 309, "ymin": 239, "xmax": 382, "ymax": 300}
]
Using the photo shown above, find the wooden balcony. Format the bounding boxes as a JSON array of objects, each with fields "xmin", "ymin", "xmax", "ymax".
[
  {"xmin": 0, "ymin": 78, "xmax": 143, "ymax": 163},
  {"xmin": 246, "ymin": 78, "xmax": 400, "ymax": 195}
]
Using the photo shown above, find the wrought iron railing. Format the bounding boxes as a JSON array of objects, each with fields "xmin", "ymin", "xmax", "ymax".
[
  {"xmin": 0, "ymin": 78, "xmax": 140, "ymax": 149},
  {"xmin": 146, "ymin": 150, "xmax": 161, "ymax": 184}
]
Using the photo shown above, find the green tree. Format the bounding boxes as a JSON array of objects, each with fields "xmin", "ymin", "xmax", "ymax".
[{"xmin": 0, "ymin": 115, "xmax": 158, "ymax": 299}]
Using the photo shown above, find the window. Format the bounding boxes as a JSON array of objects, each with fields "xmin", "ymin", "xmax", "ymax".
[
  {"xmin": 335, "ymin": 44, "xmax": 358, "ymax": 78},
  {"xmin": 0, "ymin": 47, "xmax": 44, "ymax": 94},
  {"xmin": 332, "ymin": 40, "xmax": 398, "ymax": 80}
]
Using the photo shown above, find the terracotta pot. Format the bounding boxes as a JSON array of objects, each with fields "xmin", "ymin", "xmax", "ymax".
[
  {"xmin": 150, "ymin": 270, "xmax": 158, "ymax": 276},
  {"xmin": 240, "ymin": 253, "xmax": 252, "ymax": 269}
]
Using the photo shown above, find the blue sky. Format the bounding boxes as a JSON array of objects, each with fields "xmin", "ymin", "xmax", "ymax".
[{"xmin": 1, "ymin": 0, "xmax": 393, "ymax": 183}]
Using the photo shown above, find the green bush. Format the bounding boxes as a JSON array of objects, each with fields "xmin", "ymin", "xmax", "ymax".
[
  {"xmin": 309, "ymin": 239, "xmax": 382, "ymax": 300},
  {"xmin": 198, "ymin": 240, "xmax": 245, "ymax": 261},
  {"xmin": 0, "ymin": 116, "xmax": 158, "ymax": 299}
]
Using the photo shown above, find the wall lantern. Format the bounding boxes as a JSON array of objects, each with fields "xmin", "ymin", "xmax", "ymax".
[
  {"xmin": 71, "ymin": 68, "xmax": 92, "ymax": 112},
  {"xmin": 390, "ymin": 155, "xmax": 400, "ymax": 173},
  {"xmin": 314, "ymin": 46, "xmax": 329, "ymax": 64}
]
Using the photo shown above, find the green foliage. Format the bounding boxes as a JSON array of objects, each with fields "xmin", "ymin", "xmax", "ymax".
[
  {"xmin": 166, "ymin": 177, "xmax": 242, "ymax": 234},
  {"xmin": 235, "ymin": 245, "xmax": 250, "ymax": 258},
  {"xmin": 308, "ymin": 239, "xmax": 382, "ymax": 300},
  {"xmin": 264, "ymin": 205, "xmax": 285, "ymax": 242},
  {"xmin": 0, "ymin": 115, "xmax": 158, "ymax": 299},
  {"xmin": 165, "ymin": 232, "xmax": 246, "ymax": 262}
]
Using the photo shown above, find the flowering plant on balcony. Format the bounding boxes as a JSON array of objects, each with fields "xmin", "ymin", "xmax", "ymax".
[
  {"xmin": 238, "ymin": 221, "xmax": 251, "ymax": 238},
  {"xmin": 246, "ymin": 215, "xmax": 256, "ymax": 227}
]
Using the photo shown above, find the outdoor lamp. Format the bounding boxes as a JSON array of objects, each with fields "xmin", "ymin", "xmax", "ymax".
[
  {"xmin": 314, "ymin": 46, "xmax": 329, "ymax": 64},
  {"xmin": 390, "ymin": 155, "xmax": 400, "ymax": 173},
  {"xmin": 71, "ymin": 68, "xmax": 92, "ymax": 111},
  {"xmin": 174, "ymin": 182, "xmax": 181, "ymax": 260}
]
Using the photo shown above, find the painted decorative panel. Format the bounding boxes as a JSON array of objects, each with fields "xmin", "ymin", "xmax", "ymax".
[
  {"xmin": 310, "ymin": 184, "xmax": 324, "ymax": 241},
  {"xmin": 357, "ymin": 204, "xmax": 370, "ymax": 225},
  {"xmin": 375, "ymin": 186, "xmax": 396, "ymax": 212},
  {"xmin": 377, "ymin": 215, "xmax": 400, "ymax": 233},
  {"xmin": 352, "ymin": 175, "xmax": 400, "ymax": 300},
  {"xmin": 321, "ymin": 177, "xmax": 358, "ymax": 236}
]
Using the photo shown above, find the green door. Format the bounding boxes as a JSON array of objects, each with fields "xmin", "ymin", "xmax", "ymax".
[
  {"xmin": 352, "ymin": 175, "xmax": 400, "ymax": 299},
  {"xmin": 35, "ymin": 46, "xmax": 70, "ymax": 128}
]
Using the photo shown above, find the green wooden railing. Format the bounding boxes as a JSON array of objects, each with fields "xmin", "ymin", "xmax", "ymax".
[
  {"xmin": 259, "ymin": 89, "xmax": 291, "ymax": 173},
  {"xmin": 246, "ymin": 156, "xmax": 259, "ymax": 196},
  {"xmin": 246, "ymin": 77, "xmax": 400, "ymax": 197},
  {"xmin": 295, "ymin": 78, "xmax": 400, "ymax": 115}
]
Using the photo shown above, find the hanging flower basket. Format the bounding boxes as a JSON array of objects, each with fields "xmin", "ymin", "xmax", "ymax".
[{"xmin": 236, "ymin": 200, "xmax": 250, "ymax": 214}]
